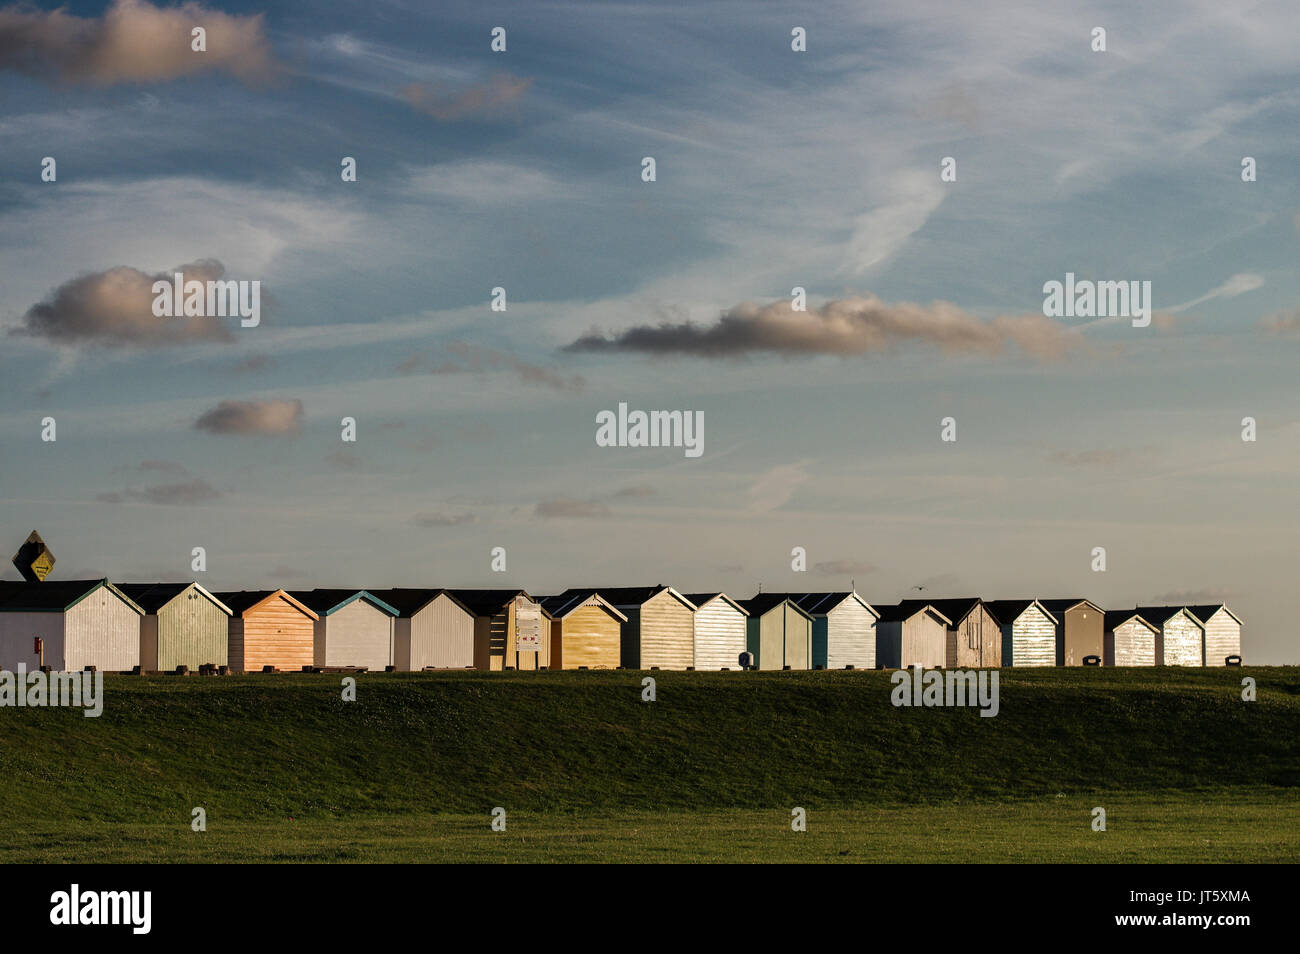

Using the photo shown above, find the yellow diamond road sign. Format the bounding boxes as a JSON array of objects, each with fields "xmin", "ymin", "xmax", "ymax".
[{"xmin": 12, "ymin": 531, "xmax": 55, "ymax": 583}]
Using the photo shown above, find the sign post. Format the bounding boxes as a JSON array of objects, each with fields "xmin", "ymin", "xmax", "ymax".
[{"xmin": 12, "ymin": 531, "xmax": 55, "ymax": 583}]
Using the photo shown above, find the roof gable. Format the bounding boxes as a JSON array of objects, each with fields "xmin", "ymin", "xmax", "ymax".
[
  {"xmin": 538, "ymin": 592, "xmax": 628, "ymax": 622},
  {"xmin": 985, "ymin": 599, "xmax": 1057, "ymax": 626},
  {"xmin": 289, "ymin": 589, "xmax": 399, "ymax": 617},
  {"xmin": 682, "ymin": 592, "xmax": 748, "ymax": 615},
  {"xmin": 1186, "ymin": 604, "xmax": 1243, "ymax": 626},
  {"xmin": 738, "ymin": 595, "xmax": 815, "ymax": 621},
  {"xmin": 1104, "ymin": 609, "xmax": 1159, "ymax": 632},
  {"xmin": 876, "ymin": 601, "xmax": 954, "ymax": 625},
  {"xmin": 1039, "ymin": 598, "xmax": 1104, "ymax": 616},
  {"xmin": 213, "ymin": 589, "xmax": 319, "ymax": 620},
  {"xmin": 116, "ymin": 582, "xmax": 231, "ymax": 616},
  {"xmin": 0, "ymin": 579, "xmax": 143, "ymax": 614},
  {"xmin": 445, "ymin": 589, "xmax": 537, "ymax": 617}
]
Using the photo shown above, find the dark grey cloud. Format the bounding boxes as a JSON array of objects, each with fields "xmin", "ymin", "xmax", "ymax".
[
  {"xmin": 566, "ymin": 295, "xmax": 1081, "ymax": 360},
  {"xmin": 194, "ymin": 398, "xmax": 303, "ymax": 435}
]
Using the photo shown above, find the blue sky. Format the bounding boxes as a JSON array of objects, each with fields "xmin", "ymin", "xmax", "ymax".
[{"xmin": 1, "ymin": 0, "xmax": 1297, "ymax": 661}]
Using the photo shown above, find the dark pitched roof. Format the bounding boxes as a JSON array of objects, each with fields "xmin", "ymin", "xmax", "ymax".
[
  {"xmin": 1104, "ymin": 609, "xmax": 1156, "ymax": 631},
  {"xmin": 1133, "ymin": 606, "xmax": 1197, "ymax": 627},
  {"xmin": 682, "ymin": 592, "xmax": 747, "ymax": 614},
  {"xmin": 1186, "ymin": 604, "xmax": 1240, "ymax": 625},
  {"xmin": 0, "ymin": 579, "xmax": 136, "ymax": 612},
  {"xmin": 555, "ymin": 585, "xmax": 678, "ymax": 609},
  {"xmin": 874, "ymin": 600, "xmax": 953, "ymax": 625},
  {"xmin": 538, "ymin": 593, "xmax": 580, "ymax": 616},
  {"xmin": 737, "ymin": 594, "xmax": 813, "ymax": 619},
  {"xmin": 365, "ymin": 588, "xmax": 467, "ymax": 618},
  {"xmin": 984, "ymin": 599, "xmax": 1055, "ymax": 625},
  {"xmin": 1040, "ymin": 598, "xmax": 1102, "ymax": 615},
  {"xmin": 537, "ymin": 592, "xmax": 626, "ymax": 621},
  {"xmin": 116, "ymin": 582, "xmax": 193, "ymax": 613},
  {"xmin": 925, "ymin": 598, "xmax": 984, "ymax": 627},
  {"xmin": 288, "ymin": 589, "xmax": 399, "ymax": 616},
  {"xmin": 445, "ymin": 589, "xmax": 533, "ymax": 617},
  {"xmin": 682, "ymin": 592, "xmax": 722, "ymax": 607},
  {"xmin": 0, "ymin": 580, "xmax": 29, "ymax": 606},
  {"xmin": 211, "ymin": 590, "xmax": 305, "ymax": 616}
]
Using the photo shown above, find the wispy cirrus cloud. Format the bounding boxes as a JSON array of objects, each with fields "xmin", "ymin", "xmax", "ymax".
[
  {"xmin": 398, "ymin": 341, "xmax": 584, "ymax": 392},
  {"xmin": 97, "ymin": 477, "xmax": 221, "ymax": 505},
  {"xmin": 400, "ymin": 73, "xmax": 532, "ymax": 121},
  {"xmin": 535, "ymin": 497, "xmax": 611, "ymax": 519}
]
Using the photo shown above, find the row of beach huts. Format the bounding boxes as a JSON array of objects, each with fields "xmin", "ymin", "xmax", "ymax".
[{"xmin": 0, "ymin": 580, "xmax": 1243, "ymax": 674}]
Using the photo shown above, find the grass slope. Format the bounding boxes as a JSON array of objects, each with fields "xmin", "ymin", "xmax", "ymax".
[{"xmin": 1, "ymin": 667, "xmax": 1295, "ymax": 827}]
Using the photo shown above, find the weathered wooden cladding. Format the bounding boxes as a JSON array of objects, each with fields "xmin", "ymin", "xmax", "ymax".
[
  {"xmin": 739, "ymin": 595, "xmax": 814, "ymax": 670},
  {"xmin": 370, "ymin": 589, "xmax": 476, "ymax": 670},
  {"xmin": 1041, "ymin": 599, "xmax": 1105, "ymax": 666},
  {"xmin": 214, "ymin": 590, "xmax": 318, "ymax": 673},
  {"xmin": 926, "ymin": 598, "xmax": 1000, "ymax": 668},
  {"xmin": 1187, "ymin": 605, "xmax": 1243, "ymax": 666},
  {"xmin": 555, "ymin": 586, "xmax": 695, "ymax": 670},
  {"xmin": 117, "ymin": 582, "xmax": 230, "ymax": 670},
  {"xmin": 0, "ymin": 579, "xmax": 142, "ymax": 672},
  {"xmin": 1104, "ymin": 611, "xmax": 1159, "ymax": 666},
  {"xmin": 773, "ymin": 592, "xmax": 879, "ymax": 669},
  {"xmin": 986, "ymin": 600, "xmax": 1057, "ymax": 667},
  {"xmin": 874, "ymin": 602, "xmax": 951, "ymax": 669},
  {"xmin": 1136, "ymin": 606, "xmax": 1205, "ymax": 666},
  {"xmin": 290, "ymin": 590, "xmax": 397, "ymax": 671},
  {"xmin": 684, "ymin": 593, "xmax": 748, "ymax": 670},
  {"xmin": 540, "ymin": 592, "xmax": 625, "ymax": 669}
]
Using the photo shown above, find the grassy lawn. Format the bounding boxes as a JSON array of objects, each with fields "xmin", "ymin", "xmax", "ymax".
[
  {"xmin": 7, "ymin": 794, "xmax": 1298, "ymax": 863},
  {"xmin": 0, "ymin": 667, "xmax": 1295, "ymax": 861}
]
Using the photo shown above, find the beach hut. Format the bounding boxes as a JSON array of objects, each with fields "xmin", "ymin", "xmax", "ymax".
[
  {"xmin": 214, "ymin": 590, "xmax": 319, "ymax": 673},
  {"xmin": 539, "ymin": 591, "xmax": 626, "ymax": 669},
  {"xmin": 927, "ymin": 598, "xmax": 1001, "ymax": 668},
  {"xmin": 874, "ymin": 602, "xmax": 951, "ymax": 669},
  {"xmin": 370, "ymin": 588, "xmax": 476, "ymax": 670},
  {"xmin": 290, "ymin": 589, "xmax": 398, "ymax": 671},
  {"xmin": 738, "ymin": 594, "xmax": 814, "ymax": 670},
  {"xmin": 1186, "ymin": 604, "xmax": 1243, "ymax": 666},
  {"xmin": 448, "ymin": 590, "xmax": 549, "ymax": 671},
  {"xmin": 554, "ymin": 586, "xmax": 696, "ymax": 670},
  {"xmin": 1040, "ymin": 598, "xmax": 1105, "ymax": 666},
  {"xmin": 0, "ymin": 579, "xmax": 142, "ymax": 672},
  {"xmin": 986, "ymin": 600, "xmax": 1058, "ymax": 667},
  {"xmin": 1103, "ymin": 610, "xmax": 1159, "ymax": 666},
  {"xmin": 117, "ymin": 582, "xmax": 230, "ymax": 671},
  {"xmin": 683, "ymin": 593, "xmax": 748, "ymax": 670},
  {"xmin": 1135, "ymin": 606, "xmax": 1205, "ymax": 666},
  {"xmin": 788, "ymin": 592, "xmax": 878, "ymax": 670}
]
